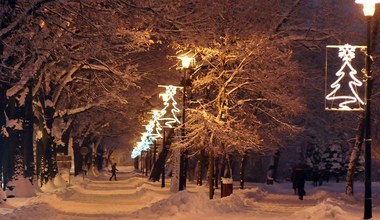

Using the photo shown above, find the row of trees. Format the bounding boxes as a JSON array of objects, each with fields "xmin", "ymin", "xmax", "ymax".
[
  {"xmin": 141, "ymin": 0, "xmax": 374, "ymax": 198},
  {"xmin": 0, "ymin": 0, "xmax": 378, "ymax": 198},
  {"xmin": 305, "ymin": 136, "xmax": 365, "ymax": 182},
  {"xmin": 0, "ymin": 0, "xmax": 159, "ymax": 189}
]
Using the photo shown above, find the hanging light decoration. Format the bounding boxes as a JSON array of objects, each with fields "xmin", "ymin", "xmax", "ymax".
[
  {"xmin": 325, "ymin": 44, "xmax": 366, "ymax": 111},
  {"xmin": 158, "ymin": 85, "xmax": 183, "ymax": 127}
]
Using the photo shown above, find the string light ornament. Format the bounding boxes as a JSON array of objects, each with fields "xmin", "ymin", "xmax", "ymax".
[
  {"xmin": 131, "ymin": 85, "xmax": 183, "ymax": 159},
  {"xmin": 325, "ymin": 44, "xmax": 366, "ymax": 111},
  {"xmin": 131, "ymin": 144, "xmax": 142, "ymax": 159},
  {"xmin": 158, "ymin": 85, "xmax": 183, "ymax": 127},
  {"xmin": 131, "ymin": 132, "xmax": 154, "ymax": 159},
  {"xmin": 146, "ymin": 110, "xmax": 163, "ymax": 139},
  {"xmin": 131, "ymin": 110, "xmax": 164, "ymax": 159}
]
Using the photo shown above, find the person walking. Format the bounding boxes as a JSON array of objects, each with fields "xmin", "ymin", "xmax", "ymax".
[
  {"xmin": 109, "ymin": 163, "xmax": 118, "ymax": 181},
  {"xmin": 293, "ymin": 164, "xmax": 306, "ymax": 200},
  {"xmin": 266, "ymin": 165, "xmax": 274, "ymax": 185},
  {"xmin": 290, "ymin": 165, "xmax": 297, "ymax": 195},
  {"xmin": 312, "ymin": 166, "xmax": 319, "ymax": 187}
]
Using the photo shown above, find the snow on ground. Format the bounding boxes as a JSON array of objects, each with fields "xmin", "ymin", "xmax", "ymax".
[{"xmin": 0, "ymin": 166, "xmax": 379, "ymax": 220}]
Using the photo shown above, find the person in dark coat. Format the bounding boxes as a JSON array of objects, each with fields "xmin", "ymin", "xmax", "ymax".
[
  {"xmin": 109, "ymin": 163, "xmax": 118, "ymax": 181},
  {"xmin": 293, "ymin": 164, "xmax": 306, "ymax": 200},
  {"xmin": 266, "ymin": 165, "xmax": 274, "ymax": 185},
  {"xmin": 312, "ymin": 166, "xmax": 319, "ymax": 187},
  {"xmin": 290, "ymin": 166, "xmax": 297, "ymax": 195}
]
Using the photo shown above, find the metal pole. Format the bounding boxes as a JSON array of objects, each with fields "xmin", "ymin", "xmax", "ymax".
[
  {"xmin": 161, "ymin": 128, "xmax": 166, "ymax": 188},
  {"xmin": 82, "ymin": 156, "xmax": 85, "ymax": 181},
  {"xmin": 140, "ymin": 154, "xmax": 143, "ymax": 175},
  {"xmin": 179, "ymin": 68, "xmax": 188, "ymax": 191},
  {"xmin": 364, "ymin": 16, "xmax": 373, "ymax": 220},
  {"xmin": 153, "ymin": 140, "xmax": 157, "ymax": 164},
  {"xmin": 145, "ymin": 150, "xmax": 149, "ymax": 176}
]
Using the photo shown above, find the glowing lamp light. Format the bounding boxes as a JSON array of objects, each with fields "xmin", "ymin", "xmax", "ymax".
[
  {"xmin": 355, "ymin": 0, "xmax": 380, "ymax": 16},
  {"xmin": 178, "ymin": 55, "xmax": 195, "ymax": 69}
]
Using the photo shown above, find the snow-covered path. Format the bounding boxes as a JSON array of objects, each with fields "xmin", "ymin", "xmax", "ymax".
[{"xmin": 1, "ymin": 166, "xmax": 379, "ymax": 220}]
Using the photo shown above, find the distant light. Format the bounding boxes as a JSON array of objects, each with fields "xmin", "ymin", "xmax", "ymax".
[
  {"xmin": 178, "ymin": 55, "xmax": 195, "ymax": 69},
  {"xmin": 355, "ymin": 0, "xmax": 380, "ymax": 16}
]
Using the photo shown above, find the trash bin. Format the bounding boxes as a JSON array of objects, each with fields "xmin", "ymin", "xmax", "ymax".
[
  {"xmin": 6, "ymin": 185, "xmax": 14, "ymax": 198},
  {"xmin": 221, "ymin": 177, "xmax": 233, "ymax": 198},
  {"xmin": 266, "ymin": 178, "xmax": 274, "ymax": 185}
]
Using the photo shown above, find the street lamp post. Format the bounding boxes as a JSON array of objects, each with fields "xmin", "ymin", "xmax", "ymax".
[
  {"xmin": 355, "ymin": 1, "xmax": 379, "ymax": 219},
  {"xmin": 178, "ymin": 55, "xmax": 194, "ymax": 191}
]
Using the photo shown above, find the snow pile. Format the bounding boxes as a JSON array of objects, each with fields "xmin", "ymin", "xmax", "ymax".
[
  {"xmin": 0, "ymin": 189, "xmax": 6, "ymax": 203},
  {"xmin": 239, "ymin": 187, "xmax": 268, "ymax": 202},
  {"xmin": 0, "ymin": 169, "xmax": 374, "ymax": 220},
  {"xmin": 286, "ymin": 198, "xmax": 346, "ymax": 220},
  {"xmin": 54, "ymin": 174, "xmax": 68, "ymax": 187},
  {"xmin": 134, "ymin": 188, "xmax": 265, "ymax": 219},
  {"xmin": 1, "ymin": 202, "xmax": 58, "ymax": 220},
  {"xmin": 6, "ymin": 177, "xmax": 36, "ymax": 197},
  {"xmin": 40, "ymin": 180, "xmax": 58, "ymax": 193}
]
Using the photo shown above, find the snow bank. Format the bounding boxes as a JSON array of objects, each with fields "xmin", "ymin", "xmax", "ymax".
[
  {"xmin": 40, "ymin": 180, "xmax": 58, "ymax": 193},
  {"xmin": 1, "ymin": 202, "xmax": 58, "ymax": 220},
  {"xmin": 286, "ymin": 198, "xmax": 346, "ymax": 220},
  {"xmin": 54, "ymin": 174, "xmax": 69, "ymax": 187},
  {"xmin": 0, "ymin": 189, "xmax": 6, "ymax": 203},
  {"xmin": 134, "ymin": 188, "xmax": 264, "ymax": 218},
  {"xmin": 6, "ymin": 177, "xmax": 36, "ymax": 197}
]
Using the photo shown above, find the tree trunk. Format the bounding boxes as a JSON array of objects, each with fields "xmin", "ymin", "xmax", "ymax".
[
  {"xmin": 59, "ymin": 120, "xmax": 72, "ymax": 156},
  {"xmin": 134, "ymin": 157, "xmax": 139, "ymax": 170},
  {"xmin": 73, "ymin": 139, "xmax": 82, "ymax": 176},
  {"xmin": 153, "ymin": 140, "xmax": 157, "ymax": 165},
  {"xmin": 0, "ymin": 86, "xmax": 7, "ymax": 190},
  {"xmin": 214, "ymin": 156, "xmax": 220, "ymax": 189},
  {"xmin": 12, "ymin": 95, "xmax": 27, "ymax": 184},
  {"xmin": 346, "ymin": 115, "xmax": 365, "ymax": 195},
  {"xmin": 145, "ymin": 150, "xmax": 149, "ymax": 176},
  {"xmin": 240, "ymin": 153, "xmax": 248, "ymax": 189},
  {"xmin": 149, "ymin": 128, "xmax": 173, "ymax": 182},
  {"xmin": 44, "ymin": 100, "xmax": 58, "ymax": 180},
  {"xmin": 35, "ymin": 93, "xmax": 58, "ymax": 182},
  {"xmin": 0, "ymin": 90, "xmax": 13, "ymax": 189},
  {"xmin": 22, "ymin": 85, "xmax": 34, "ymax": 179},
  {"xmin": 5, "ymin": 98, "xmax": 18, "ymax": 187},
  {"xmin": 272, "ymin": 149, "xmax": 281, "ymax": 181},
  {"xmin": 197, "ymin": 149, "xmax": 204, "ymax": 186},
  {"xmin": 208, "ymin": 150, "xmax": 215, "ymax": 200}
]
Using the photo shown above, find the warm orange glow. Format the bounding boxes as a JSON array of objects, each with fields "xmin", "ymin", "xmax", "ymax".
[
  {"xmin": 177, "ymin": 56, "xmax": 195, "ymax": 69},
  {"xmin": 355, "ymin": 0, "xmax": 380, "ymax": 16}
]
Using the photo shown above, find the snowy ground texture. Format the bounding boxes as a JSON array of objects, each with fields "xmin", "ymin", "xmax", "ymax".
[{"xmin": 1, "ymin": 166, "xmax": 380, "ymax": 220}]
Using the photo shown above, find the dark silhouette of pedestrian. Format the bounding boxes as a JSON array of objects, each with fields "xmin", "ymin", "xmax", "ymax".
[
  {"xmin": 266, "ymin": 165, "xmax": 274, "ymax": 185},
  {"xmin": 290, "ymin": 166, "xmax": 297, "ymax": 195},
  {"xmin": 312, "ymin": 166, "xmax": 319, "ymax": 187},
  {"xmin": 318, "ymin": 170, "xmax": 324, "ymax": 186},
  {"xmin": 109, "ymin": 163, "xmax": 118, "ymax": 181},
  {"xmin": 293, "ymin": 164, "xmax": 306, "ymax": 200}
]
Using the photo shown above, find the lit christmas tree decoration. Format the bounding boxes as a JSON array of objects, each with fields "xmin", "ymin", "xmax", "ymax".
[
  {"xmin": 131, "ymin": 110, "xmax": 164, "ymax": 159},
  {"xmin": 158, "ymin": 85, "xmax": 183, "ymax": 127},
  {"xmin": 325, "ymin": 44, "xmax": 366, "ymax": 111},
  {"xmin": 146, "ymin": 110, "xmax": 163, "ymax": 139},
  {"xmin": 131, "ymin": 133, "xmax": 154, "ymax": 159}
]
